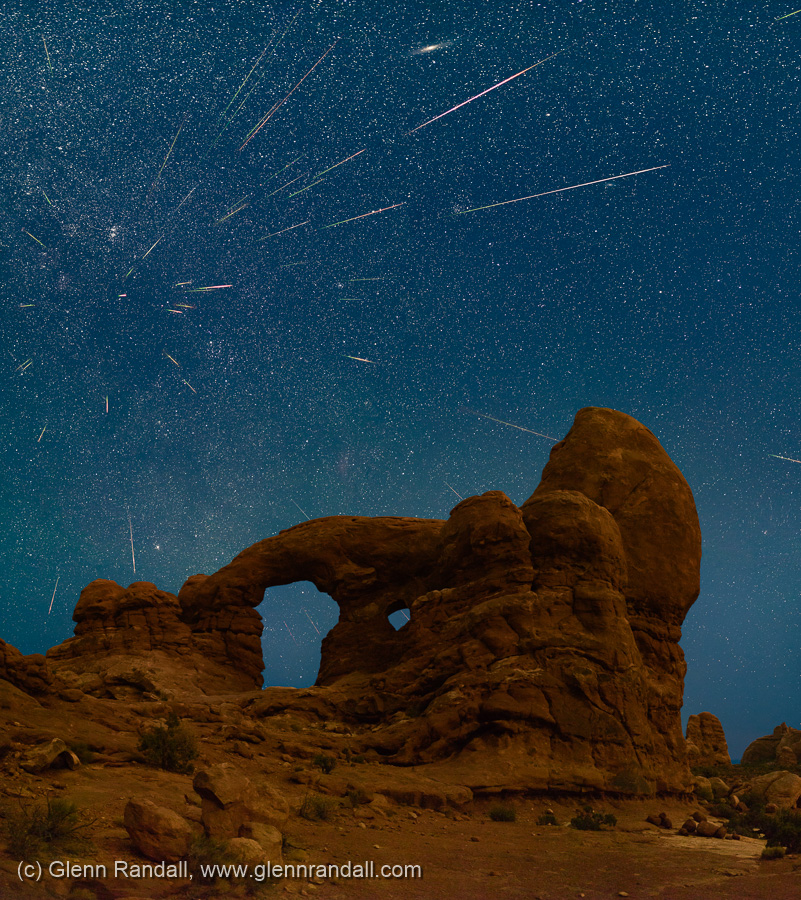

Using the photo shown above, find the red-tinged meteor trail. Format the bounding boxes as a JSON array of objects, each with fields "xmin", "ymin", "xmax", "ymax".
[
  {"xmin": 239, "ymin": 41, "xmax": 338, "ymax": 151},
  {"xmin": 457, "ymin": 165, "xmax": 671, "ymax": 214},
  {"xmin": 408, "ymin": 48, "xmax": 568, "ymax": 134}
]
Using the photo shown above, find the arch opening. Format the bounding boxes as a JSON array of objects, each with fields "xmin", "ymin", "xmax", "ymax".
[
  {"xmin": 387, "ymin": 599, "xmax": 411, "ymax": 632},
  {"xmin": 257, "ymin": 581, "xmax": 339, "ymax": 688}
]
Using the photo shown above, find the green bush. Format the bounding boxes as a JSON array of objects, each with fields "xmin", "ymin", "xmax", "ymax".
[
  {"xmin": 537, "ymin": 812, "xmax": 558, "ymax": 826},
  {"xmin": 724, "ymin": 804, "xmax": 801, "ymax": 852},
  {"xmin": 3, "ymin": 797, "xmax": 91, "ymax": 858},
  {"xmin": 762, "ymin": 845, "xmax": 786, "ymax": 860},
  {"xmin": 488, "ymin": 804, "xmax": 516, "ymax": 822},
  {"xmin": 352, "ymin": 754, "xmax": 366, "ymax": 764},
  {"xmin": 138, "ymin": 712, "xmax": 197, "ymax": 773},
  {"xmin": 299, "ymin": 794, "xmax": 335, "ymax": 821},
  {"xmin": 311, "ymin": 753, "xmax": 336, "ymax": 774},
  {"xmin": 570, "ymin": 806, "xmax": 617, "ymax": 831}
]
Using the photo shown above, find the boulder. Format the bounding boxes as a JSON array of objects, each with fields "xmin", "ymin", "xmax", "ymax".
[
  {"xmin": 20, "ymin": 739, "xmax": 80, "ymax": 774},
  {"xmin": 123, "ymin": 799, "xmax": 193, "ymax": 862},
  {"xmin": 685, "ymin": 712, "xmax": 731, "ymax": 766},
  {"xmin": 193, "ymin": 764, "xmax": 289, "ymax": 839},
  {"xmin": 709, "ymin": 777, "xmax": 730, "ymax": 800},
  {"xmin": 239, "ymin": 823, "xmax": 283, "ymax": 862},
  {"xmin": 692, "ymin": 775, "xmax": 713, "ymax": 802},
  {"xmin": 745, "ymin": 771, "xmax": 801, "ymax": 810}
]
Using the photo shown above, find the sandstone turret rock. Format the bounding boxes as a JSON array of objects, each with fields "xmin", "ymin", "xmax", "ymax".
[{"xmin": 686, "ymin": 712, "xmax": 731, "ymax": 767}]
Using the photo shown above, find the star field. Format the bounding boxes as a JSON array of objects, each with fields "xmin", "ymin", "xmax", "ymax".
[{"xmin": 2, "ymin": 0, "xmax": 800, "ymax": 757}]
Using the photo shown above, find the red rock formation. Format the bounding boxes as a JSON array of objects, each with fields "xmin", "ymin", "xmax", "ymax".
[
  {"xmin": 175, "ymin": 407, "xmax": 701, "ymax": 794},
  {"xmin": 685, "ymin": 712, "xmax": 731, "ymax": 766},
  {"xmin": 742, "ymin": 723, "xmax": 801, "ymax": 767},
  {"xmin": 0, "ymin": 637, "xmax": 51, "ymax": 695}
]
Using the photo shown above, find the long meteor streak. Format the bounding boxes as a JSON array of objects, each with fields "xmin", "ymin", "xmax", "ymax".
[
  {"xmin": 322, "ymin": 202, "xmax": 404, "ymax": 229},
  {"xmin": 770, "ymin": 453, "xmax": 801, "ymax": 465},
  {"xmin": 409, "ymin": 48, "xmax": 567, "ymax": 133},
  {"xmin": 776, "ymin": 9, "xmax": 801, "ymax": 19},
  {"xmin": 303, "ymin": 608, "xmax": 320, "ymax": 634},
  {"xmin": 239, "ymin": 41, "xmax": 338, "ymax": 151},
  {"xmin": 463, "ymin": 407, "xmax": 557, "ymax": 441},
  {"xmin": 445, "ymin": 482, "xmax": 464, "ymax": 500},
  {"xmin": 315, "ymin": 148, "xmax": 366, "ymax": 178},
  {"xmin": 291, "ymin": 498, "xmax": 310, "ymax": 520},
  {"xmin": 149, "ymin": 114, "xmax": 187, "ymax": 195},
  {"xmin": 345, "ymin": 355, "xmax": 378, "ymax": 364},
  {"xmin": 43, "ymin": 38, "xmax": 53, "ymax": 74},
  {"xmin": 37, "ymin": 423, "xmax": 47, "ymax": 442},
  {"xmin": 142, "ymin": 236, "xmax": 162, "ymax": 258},
  {"xmin": 127, "ymin": 508, "xmax": 136, "ymax": 576},
  {"xmin": 48, "ymin": 576, "xmax": 59, "ymax": 616},
  {"xmin": 24, "ymin": 230, "xmax": 45, "ymax": 247},
  {"xmin": 458, "ymin": 165, "xmax": 671, "ymax": 214}
]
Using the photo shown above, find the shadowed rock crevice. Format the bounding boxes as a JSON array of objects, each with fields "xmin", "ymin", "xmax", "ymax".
[{"xmin": 39, "ymin": 407, "xmax": 702, "ymax": 795}]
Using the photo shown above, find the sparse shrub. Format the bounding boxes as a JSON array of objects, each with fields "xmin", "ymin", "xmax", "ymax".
[
  {"xmin": 346, "ymin": 788, "xmax": 370, "ymax": 808},
  {"xmin": 762, "ymin": 845, "xmax": 786, "ymax": 859},
  {"xmin": 537, "ymin": 812, "xmax": 558, "ymax": 826},
  {"xmin": 3, "ymin": 797, "xmax": 91, "ymax": 858},
  {"xmin": 725, "ymin": 804, "xmax": 801, "ymax": 853},
  {"xmin": 353, "ymin": 754, "xmax": 366, "ymax": 764},
  {"xmin": 299, "ymin": 794, "xmax": 335, "ymax": 821},
  {"xmin": 570, "ymin": 806, "xmax": 617, "ymax": 831},
  {"xmin": 67, "ymin": 740, "xmax": 95, "ymax": 765},
  {"xmin": 187, "ymin": 835, "xmax": 235, "ymax": 885},
  {"xmin": 138, "ymin": 712, "xmax": 197, "ymax": 773},
  {"xmin": 488, "ymin": 804, "xmax": 516, "ymax": 822},
  {"xmin": 311, "ymin": 753, "xmax": 336, "ymax": 774}
]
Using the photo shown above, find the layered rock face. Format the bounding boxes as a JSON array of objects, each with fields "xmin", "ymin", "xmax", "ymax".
[
  {"xmin": 685, "ymin": 712, "xmax": 731, "ymax": 767},
  {"xmin": 742, "ymin": 724, "xmax": 801, "ymax": 767},
  {"xmin": 178, "ymin": 407, "xmax": 701, "ymax": 793},
  {"xmin": 0, "ymin": 638, "xmax": 51, "ymax": 695}
]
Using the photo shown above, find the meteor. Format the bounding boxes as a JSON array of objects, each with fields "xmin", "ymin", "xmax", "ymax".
[
  {"xmin": 24, "ymin": 230, "xmax": 45, "ymax": 247},
  {"xmin": 408, "ymin": 48, "xmax": 567, "ymax": 133},
  {"xmin": 127, "ymin": 507, "xmax": 136, "ymax": 576},
  {"xmin": 458, "ymin": 165, "xmax": 671, "ymax": 214},
  {"xmin": 322, "ymin": 202, "xmax": 404, "ymax": 229},
  {"xmin": 462, "ymin": 407, "xmax": 557, "ymax": 441},
  {"xmin": 770, "ymin": 453, "xmax": 801, "ymax": 465},
  {"xmin": 37, "ymin": 423, "xmax": 47, "ymax": 442},
  {"xmin": 445, "ymin": 482, "xmax": 464, "ymax": 500},
  {"xmin": 48, "ymin": 576, "xmax": 59, "ymax": 616},
  {"xmin": 776, "ymin": 8, "xmax": 801, "ymax": 19},
  {"xmin": 258, "ymin": 221, "xmax": 309, "ymax": 242},
  {"xmin": 239, "ymin": 41, "xmax": 338, "ymax": 151},
  {"xmin": 345, "ymin": 355, "xmax": 378, "ymax": 364},
  {"xmin": 149, "ymin": 113, "xmax": 187, "ymax": 196},
  {"xmin": 43, "ymin": 37, "xmax": 53, "ymax": 74}
]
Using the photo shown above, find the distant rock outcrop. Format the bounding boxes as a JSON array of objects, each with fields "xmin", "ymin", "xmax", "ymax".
[
  {"xmin": 686, "ymin": 712, "xmax": 731, "ymax": 767},
  {"xmin": 5, "ymin": 407, "xmax": 702, "ymax": 796},
  {"xmin": 742, "ymin": 723, "xmax": 801, "ymax": 767},
  {"xmin": 0, "ymin": 637, "xmax": 51, "ymax": 695}
]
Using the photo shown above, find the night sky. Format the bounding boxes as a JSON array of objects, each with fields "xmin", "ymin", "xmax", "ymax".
[{"xmin": 2, "ymin": 0, "xmax": 799, "ymax": 758}]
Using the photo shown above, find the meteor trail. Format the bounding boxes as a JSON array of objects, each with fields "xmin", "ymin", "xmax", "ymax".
[
  {"xmin": 24, "ymin": 230, "xmax": 45, "ymax": 247},
  {"xmin": 314, "ymin": 148, "xmax": 366, "ymax": 178},
  {"xmin": 408, "ymin": 48, "xmax": 567, "ymax": 133},
  {"xmin": 164, "ymin": 353, "xmax": 180, "ymax": 367},
  {"xmin": 345, "ymin": 355, "xmax": 378, "ymax": 364},
  {"xmin": 258, "ymin": 221, "xmax": 309, "ymax": 242},
  {"xmin": 239, "ymin": 41, "xmax": 338, "ymax": 151},
  {"xmin": 462, "ymin": 407, "xmax": 557, "ymax": 441},
  {"xmin": 291, "ymin": 499, "xmax": 310, "ymax": 520},
  {"xmin": 288, "ymin": 179, "xmax": 324, "ymax": 199},
  {"xmin": 457, "ymin": 165, "xmax": 671, "ymax": 214},
  {"xmin": 322, "ymin": 202, "xmax": 404, "ymax": 229},
  {"xmin": 142, "ymin": 236, "xmax": 161, "ymax": 258},
  {"xmin": 770, "ymin": 453, "xmax": 801, "ymax": 465},
  {"xmin": 48, "ymin": 576, "xmax": 59, "ymax": 616},
  {"xmin": 445, "ymin": 482, "xmax": 464, "ymax": 500},
  {"xmin": 776, "ymin": 8, "xmax": 801, "ymax": 19},
  {"xmin": 37, "ymin": 423, "xmax": 47, "ymax": 442},
  {"xmin": 43, "ymin": 37, "xmax": 53, "ymax": 74},
  {"xmin": 187, "ymin": 284, "xmax": 232, "ymax": 291},
  {"xmin": 181, "ymin": 378, "xmax": 197, "ymax": 393},
  {"xmin": 127, "ymin": 508, "xmax": 136, "ymax": 576},
  {"xmin": 149, "ymin": 114, "xmax": 187, "ymax": 196},
  {"xmin": 283, "ymin": 619, "xmax": 299, "ymax": 646},
  {"xmin": 303, "ymin": 609, "xmax": 320, "ymax": 634}
]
